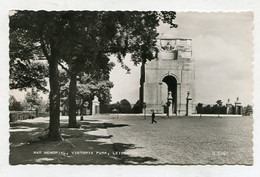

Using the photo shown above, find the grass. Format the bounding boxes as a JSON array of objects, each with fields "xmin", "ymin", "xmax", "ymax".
[{"xmin": 9, "ymin": 115, "xmax": 253, "ymax": 165}]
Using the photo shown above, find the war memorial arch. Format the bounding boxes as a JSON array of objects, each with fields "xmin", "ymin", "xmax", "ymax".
[{"xmin": 143, "ymin": 35, "xmax": 196, "ymax": 115}]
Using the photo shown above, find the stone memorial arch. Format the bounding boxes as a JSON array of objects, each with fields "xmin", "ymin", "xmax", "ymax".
[{"xmin": 143, "ymin": 34, "xmax": 196, "ymax": 115}]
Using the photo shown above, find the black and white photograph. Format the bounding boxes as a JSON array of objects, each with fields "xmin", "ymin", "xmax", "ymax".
[{"xmin": 8, "ymin": 10, "xmax": 254, "ymax": 165}]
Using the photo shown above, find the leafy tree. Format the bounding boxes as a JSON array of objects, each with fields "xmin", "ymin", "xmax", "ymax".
[
  {"xmin": 55, "ymin": 11, "xmax": 178, "ymax": 127},
  {"xmin": 119, "ymin": 99, "xmax": 132, "ymax": 113},
  {"xmin": 216, "ymin": 100, "xmax": 223, "ymax": 117},
  {"xmin": 59, "ymin": 62, "xmax": 114, "ymax": 119},
  {"xmin": 216, "ymin": 100, "xmax": 223, "ymax": 106},
  {"xmin": 60, "ymin": 72, "xmax": 114, "ymax": 120},
  {"xmin": 10, "ymin": 11, "xmax": 73, "ymax": 140},
  {"xmin": 244, "ymin": 105, "xmax": 253, "ymax": 116},
  {"xmin": 9, "ymin": 21, "xmax": 49, "ymax": 92},
  {"xmin": 37, "ymin": 100, "xmax": 49, "ymax": 113},
  {"xmin": 20, "ymin": 100, "xmax": 31, "ymax": 111},
  {"xmin": 10, "ymin": 11, "xmax": 177, "ymax": 141},
  {"xmin": 196, "ymin": 103, "xmax": 203, "ymax": 117},
  {"xmin": 77, "ymin": 74, "xmax": 113, "ymax": 116},
  {"xmin": 10, "ymin": 61, "xmax": 49, "ymax": 92},
  {"xmin": 108, "ymin": 99, "xmax": 132, "ymax": 113},
  {"xmin": 9, "ymin": 95, "xmax": 23, "ymax": 111},
  {"xmin": 24, "ymin": 88, "xmax": 42, "ymax": 110},
  {"xmin": 132, "ymin": 100, "xmax": 142, "ymax": 113},
  {"xmin": 109, "ymin": 102, "xmax": 120, "ymax": 113}
]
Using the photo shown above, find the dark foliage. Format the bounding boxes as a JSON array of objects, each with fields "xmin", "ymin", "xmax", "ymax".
[
  {"xmin": 9, "ymin": 96, "xmax": 23, "ymax": 111},
  {"xmin": 9, "ymin": 11, "xmax": 177, "ymax": 140},
  {"xmin": 132, "ymin": 100, "xmax": 142, "ymax": 113}
]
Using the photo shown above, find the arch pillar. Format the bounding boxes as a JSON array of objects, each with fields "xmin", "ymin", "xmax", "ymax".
[{"xmin": 177, "ymin": 83, "xmax": 181, "ymax": 115}]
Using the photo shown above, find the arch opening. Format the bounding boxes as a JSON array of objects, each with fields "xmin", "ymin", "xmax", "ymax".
[{"xmin": 162, "ymin": 75, "xmax": 178, "ymax": 114}]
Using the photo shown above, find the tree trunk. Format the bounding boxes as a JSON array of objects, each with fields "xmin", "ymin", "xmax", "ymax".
[
  {"xmin": 47, "ymin": 58, "xmax": 62, "ymax": 141},
  {"xmin": 139, "ymin": 60, "xmax": 146, "ymax": 113},
  {"xmin": 80, "ymin": 105, "xmax": 84, "ymax": 121},
  {"xmin": 68, "ymin": 73, "xmax": 78, "ymax": 128},
  {"xmin": 80, "ymin": 98, "xmax": 85, "ymax": 121}
]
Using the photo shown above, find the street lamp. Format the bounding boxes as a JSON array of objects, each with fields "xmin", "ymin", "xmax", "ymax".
[
  {"xmin": 143, "ymin": 102, "xmax": 147, "ymax": 119},
  {"xmin": 117, "ymin": 102, "xmax": 120, "ymax": 119},
  {"xmin": 167, "ymin": 93, "xmax": 172, "ymax": 117},
  {"xmin": 186, "ymin": 91, "xmax": 192, "ymax": 116}
]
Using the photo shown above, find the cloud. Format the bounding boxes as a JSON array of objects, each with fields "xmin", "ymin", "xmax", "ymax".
[{"xmin": 193, "ymin": 34, "xmax": 253, "ymax": 105}]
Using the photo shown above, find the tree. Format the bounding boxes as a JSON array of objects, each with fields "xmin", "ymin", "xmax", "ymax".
[
  {"xmin": 9, "ymin": 20, "xmax": 49, "ymax": 92},
  {"xmin": 10, "ymin": 11, "xmax": 177, "ymax": 141},
  {"xmin": 10, "ymin": 61, "xmax": 49, "ymax": 92},
  {"xmin": 24, "ymin": 88, "xmax": 42, "ymax": 110},
  {"xmin": 244, "ymin": 105, "xmax": 253, "ymax": 116},
  {"xmin": 9, "ymin": 95, "xmax": 23, "ymax": 111},
  {"xmin": 77, "ymin": 75, "xmax": 114, "ymax": 117},
  {"xmin": 132, "ymin": 100, "xmax": 142, "ymax": 113},
  {"xmin": 59, "ymin": 60, "xmax": 114, "ymax": 120},
  {"xmin": 60, "ymin": 71, "xmax": 114, "ymax": 120},
  {"xmin": 216, "ymin": 100, "xmax": 223, "ymax": 117},
  {"xmin": 109, "ymin": 102, "xmax": 120, "ymax": 113},
  {"xmin": 119, "ymin": 99, "xmax": 132, "ymax": 113},
  {"xmin": 58, "ymin": 11, "xmax": 177, "ymax": 127},
  {"xmin": 10, "ymin": 11, "xmax": 72, "ymax": 140},
  {"xmin": 197, "ymin": 103, "xmax": 203, "ymax": 118}
]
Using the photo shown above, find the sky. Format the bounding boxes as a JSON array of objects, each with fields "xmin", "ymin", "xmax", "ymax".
[
  {"xmin": 10, "ymin": 12, "xmax": 254, "ymax": 106},
  {"xmin": 110, "ymin": 12, "xmax": 253, "ymax": 105}
]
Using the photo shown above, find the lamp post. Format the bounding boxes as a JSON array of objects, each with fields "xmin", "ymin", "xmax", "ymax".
[
  {"xmin": 167, "ymin": 91, "xmax": 173, "ymax": 117},
  {"xmin": 217, "ymin": 100, "xmax": 223, "ymax": 118},
  {"xmin": 143, "ymin": 102, "xmax": 147, "ymax": 119},
  {"xmin": 186, "ymin": 91, "xmax": 192, "ymax": 116},
  {"xmin": 117, "ymin": 102, "xmax": 120, "ymax": 119}
]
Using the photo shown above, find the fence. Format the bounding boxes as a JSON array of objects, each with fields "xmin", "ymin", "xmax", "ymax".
[{"xmin": 9, "ymin": 111, "xmax": 36, "ymax": 122}]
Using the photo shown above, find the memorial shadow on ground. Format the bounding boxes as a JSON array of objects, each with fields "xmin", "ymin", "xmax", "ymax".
[{"xmin": 9, "ymin": 120, "xmax": 157, "ymax": 165}]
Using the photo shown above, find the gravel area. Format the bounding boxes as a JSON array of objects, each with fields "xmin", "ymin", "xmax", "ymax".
[{"xmin": 104, "ymin": 115, "xmax": 253, "ymax": 165}]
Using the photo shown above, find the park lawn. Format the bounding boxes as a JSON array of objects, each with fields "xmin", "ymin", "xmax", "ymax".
[
  {"xmin": 9, "ymin": 115, "xmax": 253, "ymax": 165},
  {"xmin": 107, "ymin": 115, "xmax": 253, "ymax": 165}
]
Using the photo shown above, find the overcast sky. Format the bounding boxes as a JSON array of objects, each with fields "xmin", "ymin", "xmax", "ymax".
[{"xmin": 110, "ymin": 12, "xmax": 253, "ymax": 105}]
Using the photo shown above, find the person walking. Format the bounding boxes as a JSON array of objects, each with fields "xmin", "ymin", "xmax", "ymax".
[{"xmin": 151, "ymin": 110, "xmax": 157, "ymax": 124}]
